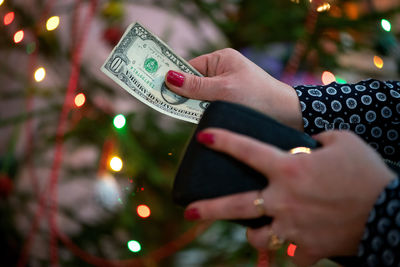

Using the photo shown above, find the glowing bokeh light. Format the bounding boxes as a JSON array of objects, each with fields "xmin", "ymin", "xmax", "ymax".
[
  {"xmin": 110, "ymin": 156, "xmax": 123, "ymax": 172},
  {"xmin": 373, "ymin": 56, "xmax": 384, "ymax": 69},
  {"xmin": 113, "ymin": 114, "xmax": 126, "ymax": 129},
  {"xmin": 321, "ymin": 71, "xmax": 336, "ymax": 85},
  {"xmin": 4, "ymin": 12, "xmax": 14, "ymax": 25},
  {"xmin": 13, "ymin": 30, "xmax": 24, "ymax": 43},
  {"xmin": 34, "ymin": 67, "xmax": 46, "ymax": 82},
  {"xmin": 74, "ymin": 93, "xmax": 86, "ymax": 107},
  {"xmin": 46, "ymin": 16, "xmax": 60, "ymax": 31},
  {"xmin": 381, "ymin": 19, "xmax": 391, "ymax": 32},
  {"xmin": 137, "ymin": 205, "xmax": 151, "ymax": 218},
  {"xmin": 336, "ymin": 77, "xmax": 347, "ymax": 84},
  {"xmin": 287, "ymin": 244, "xmax": 297, "ymax": 257},
  {"xmin": 127, "ymin": 240, "xmax": 141, "ymax": 253},
  {"xmin": 317, "ymin": 3, "xmax": 330, "ymax": 12},
  {"xmin": 0, "ymin": 0, "xmax": 4, "ymax": 6}
]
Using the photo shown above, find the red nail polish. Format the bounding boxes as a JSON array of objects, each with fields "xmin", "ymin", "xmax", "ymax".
[
  {"xmin": 166, "ymin": 70, "xmax": 185, "ymax": 87},
  {"xmin": 196, "ymin": 132, "xmax": 215, "ymax": 145},
  {"xmin": 184, "ymin": 208, "xmax": 201, "ymax": 220}
]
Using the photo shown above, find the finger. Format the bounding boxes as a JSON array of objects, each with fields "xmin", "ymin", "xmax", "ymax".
[
  {"xmin": 247, "ymin": 226, "xmax": 276, "ymax": 250},
  {"xmin": 188, "ymin": 53, "xmax": 217, "ymax": 76},
  {"xmin": 311, "ymin": 130, "xmax": 340, "ymax": 146},
  {"xmin": 290, "ymin": 246, "xmax": 320, "ymax": 267},
  {"xmin": 196, "ymin": 128, "xmax": 286, "ymax": 176},
  {"xmin": 184, "ymin": 190, "xmax": 274, "ymax": 221},
  {"xmin": 165, "ymin": 70, "xmax": 224, "ymax": 101}
]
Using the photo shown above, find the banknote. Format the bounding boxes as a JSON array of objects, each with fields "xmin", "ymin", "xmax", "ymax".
[{"xmin": 101, "ymin": 22, "xmax": 209, "ymax": 124}]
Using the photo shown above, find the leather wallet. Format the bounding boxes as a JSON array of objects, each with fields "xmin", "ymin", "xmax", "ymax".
[{"xmin": 172, "ymin": 101, "xmax": 320, "ymax": 228}]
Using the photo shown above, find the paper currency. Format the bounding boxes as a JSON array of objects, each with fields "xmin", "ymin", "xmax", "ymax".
[{"xmin": 101, "ymin": 22, "xmax": 209, "ymax": 124}]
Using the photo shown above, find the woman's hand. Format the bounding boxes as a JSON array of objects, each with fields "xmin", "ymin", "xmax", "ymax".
[
  {"xmin": 185, "ymin": 129, "xmax": 396, "ymax": 266},
  {"xmin": 165, "ymin": 48, "xmax": 303, "ymax": 131}
]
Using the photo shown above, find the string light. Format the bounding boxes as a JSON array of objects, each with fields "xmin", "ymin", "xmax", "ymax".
[
  {"xmin": 109, "ymin": 156, "xmax": 123, "ymax": 172},
  {"xmin": 13, "ymin": 30, "xmax": 24, "ymax": 43},
  {"xmin": 336, "ymin": 77, "xmax": 347, "ymax": 84},
  {"xmin": 34, "ymin": 67, "xmax": 46, "ymax": 82},
  {"xmin": 113, "ymin": 114, "xmax": 126, "ymax": 129},
  {"xmin": 373, "ymin": 56, "xmax": 384, "ymax": 69},
  {"xmin": 46, "ymin": 16, "xmax": 60, "ymax": 31},
  {"xmin": 74, "ymin": 93, "xmax": 86, "ymax": 107},
  {"xmin": 317, "ymin": 3, "xmax": 330, "ymax": 12},
  {"xmin": 0, "ymin": 0, "xmax": 4, "ymax": 6},
  {"xmin": 381, "ymin": 19, "xmax": 391, "ymax": 32},
  {"xmin": 321, "ymin": 71, "xmax": 336, "ymax": 85},
  {"xmin": 127, "ymin": 240, "xmax": 141, "ymax": 253},
  {"xmin": 137, "ymin": 205, "xmax": 151, "ymax": 218},
  {"xmin": 4, "ymin": 12, "xmax": 14, "ymax": 25},
  {"xmin": 287, "ymin": 244, "xmax": 297, "ymax": 257}
]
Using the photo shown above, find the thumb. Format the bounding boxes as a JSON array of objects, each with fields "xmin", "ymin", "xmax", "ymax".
[
  {"xmin": 165, "ymin": 70, "xmax": 223, "ymax": 101},
  {"xmin": 312, "ymin": 130, "xmax": 341, "ymax": 146}
]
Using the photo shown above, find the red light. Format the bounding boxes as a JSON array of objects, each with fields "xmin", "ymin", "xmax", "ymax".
[
  {"xmin": 74, "ymin": 93, "xmax": 86, "ymax": 107},
  {"xmin": 287, "ymin": 243, "xmax": 297, "ymax": 257},
  {"xmin": 4, "ymin": 12, "xmax": 14, "ymax": 25},
  {"xmin": 137, "ymin": 205, "xmax": 151, "ymax": 218},
  {"xmin": 13, "ymin": 30, "xmax": 24, "ymax": 43}
]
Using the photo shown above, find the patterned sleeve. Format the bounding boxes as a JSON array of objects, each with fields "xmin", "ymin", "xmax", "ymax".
[
  {"xmin": 295, "ymin": 79, "xmax": 400, "ymax": 266},
  {"xmin": 294, "ymin": 79, "xmax": 400, "ymax": 162},
  {"xmin": 357, "ymin": 177, "xmax": 400, "ymax": 267}
]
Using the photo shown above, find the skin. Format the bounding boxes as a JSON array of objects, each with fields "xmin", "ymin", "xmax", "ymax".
[
  {"xmin": 190, "ymin": 129, "xmax": 396, "ymax": 266},
  {"xmin": 165, "ymin": 48, "xmax": 397, "ymax": 265},
  {"xmin": 165, "ymin": 48, "xmax": 304, "ymax": 131}
]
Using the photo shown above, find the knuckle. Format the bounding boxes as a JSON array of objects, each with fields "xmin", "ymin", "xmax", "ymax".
[{"xmin": 188, "ymin": 76, "xmax": 204, "ymax": 95}]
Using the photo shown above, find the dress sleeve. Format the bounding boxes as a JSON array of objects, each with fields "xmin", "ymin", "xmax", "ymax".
[
  {"xmin": 357, "ymin": 177, "xmax": 400, "ymax": 267},
  {"xmin": 294, "ymin": 79, "xmax": 400, "ymax": 162}
]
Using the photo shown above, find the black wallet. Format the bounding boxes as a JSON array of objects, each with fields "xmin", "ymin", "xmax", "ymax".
[{"xmin": 172, "ymin": 101, "xmax": 320, "ymax": 228}]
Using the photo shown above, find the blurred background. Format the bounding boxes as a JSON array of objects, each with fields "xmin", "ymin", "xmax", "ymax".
[{"xmin": 0, "ymin": 0, "xmax": 399, "ymax": 266}]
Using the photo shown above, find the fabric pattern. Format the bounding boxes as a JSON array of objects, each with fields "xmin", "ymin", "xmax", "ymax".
[
  {"xmin": 295, "ymin": 79, "xmax": 400, "ymax": 266},
  {"xmin": 295, "ymin": 79, "xmax": 400, "ymax": 162}
]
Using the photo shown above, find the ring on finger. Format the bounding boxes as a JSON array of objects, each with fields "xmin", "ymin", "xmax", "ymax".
[
  {"xmin": 267, "ymin": 232, "xmax": 285, "ymax": 250},
  {"xmin": 289, "ymin": 146, "xmax": 311, "ymax": 155},
  {"xmin": 253, "ymin": 191, "xmax": 265, "ymax": 217}
]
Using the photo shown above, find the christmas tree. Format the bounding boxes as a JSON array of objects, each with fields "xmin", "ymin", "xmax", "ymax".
[{"xmin": 0, "ymin": 0, "xmax": 399, "ymax": 266}]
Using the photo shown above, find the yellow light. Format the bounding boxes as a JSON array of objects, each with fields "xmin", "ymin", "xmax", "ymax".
[
  {"xmin": 317, "ymin": 3, "xmax": 331, "ymax": 12},
  {"xmin": 373, "ymin": 56, "xmax": 384, "ymax": 69},
  {"xmin": 321, "ymin": 71, "xmax": 336, "ymax": 85},
  {"xmin": 74, "ymin": 93, "xmax": 86, "ymax": 107},
  {"xmin": 137, "ymin": 205, "xmax": 151, "ymax": 218},
  {"xmin": 110, "ymin": 156, "xmax": 123, "ymax": 172},
  {"xmin": 34, "ymin": 67, "xmax": 46, "ymax": 82},
  {"xmin": 46, "ymin": 16, "xmax": 60, "ymax": 31},
  {"xmin": 0, "ymin": 0, "xmax": 4, "ymax": 6},
  {"xmin": 13, "ymin": 30, "xmax": 24, "ymax": 43}
]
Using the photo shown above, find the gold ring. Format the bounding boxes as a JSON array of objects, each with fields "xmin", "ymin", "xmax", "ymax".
[
  {"xmin": 268, "ymin": 233, "xmax": 285, "ymax": 250},
  {"xmin": 253, "ymin": 191, "xmax": 265, "ymax": 217},
  {"xmin": 289, "ymin": 146, "xmax": 311, "ymax": 155}
]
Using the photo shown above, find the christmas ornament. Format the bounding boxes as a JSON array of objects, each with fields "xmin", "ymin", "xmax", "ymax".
[{"xmin": 95, "ymin": 173, "xmax": 122, "ymax": 211}]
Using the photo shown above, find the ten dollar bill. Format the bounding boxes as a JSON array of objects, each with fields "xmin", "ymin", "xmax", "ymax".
[{"xmin": 101, "ymin": 22, "xmax": 209, "ymax": 124}]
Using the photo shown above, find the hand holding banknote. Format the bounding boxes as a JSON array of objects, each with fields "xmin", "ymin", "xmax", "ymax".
[{"xmin": 165, "ymin": 48, "xmax": 304, "ymax": 131}]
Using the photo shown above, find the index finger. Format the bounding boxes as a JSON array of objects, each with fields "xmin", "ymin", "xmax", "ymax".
[{"xmin": 197, "ymin": 128, "xmax": 286, "ymax": 177}]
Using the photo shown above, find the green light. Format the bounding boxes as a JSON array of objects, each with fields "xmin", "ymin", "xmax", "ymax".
[
  {"xmin": 381, "ymin": 19, "xmax": 391, "ymax": 32},
  {"xmin": 127, "ymin": 240, "xmax": 141, "ymax": 253},
  {"xmin": 113, "ymin": 114, "xmax": 126, "ymax": 129},
  {"xmin": 336, "ymin": 77, "xmax": 347, "ymax": 84}
]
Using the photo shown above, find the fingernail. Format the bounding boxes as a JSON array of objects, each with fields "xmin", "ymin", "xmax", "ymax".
[
  {"xmin": 196, "ymin": 132, "xmax": 215, "ymax": 145},
  {"xmin": 184, "ymin": 208, "xmax": 201, "ymax": 220},
  {"xmin": 166, "ymin": 70, "xmax": 185, "ymax": 87}
]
